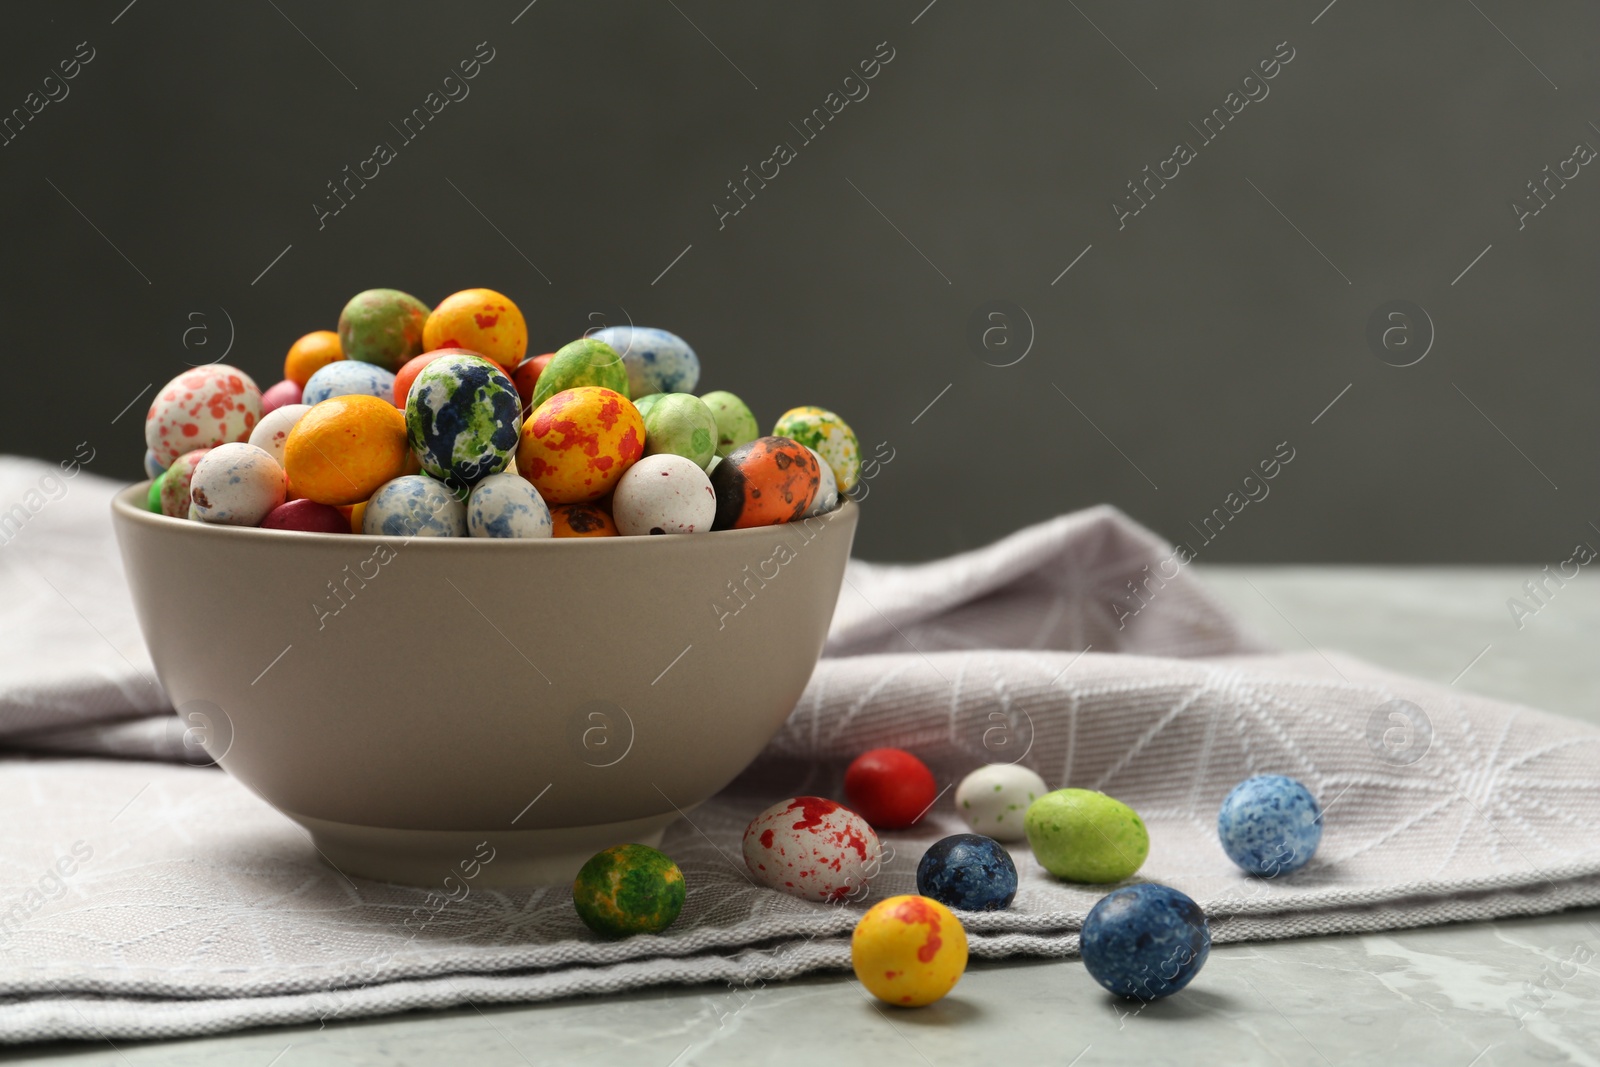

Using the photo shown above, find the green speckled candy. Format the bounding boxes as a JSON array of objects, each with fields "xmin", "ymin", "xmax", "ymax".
[
  {"xmin": 406, "ymin": 355, "xmax": 522, "ymax": 491},
  {"xmin": 572, "ymin": 843, "xmax": 686, "ymax": 937},
  {"xmin": 1024, "ymin": 788, "xmax": 1149, "ymax": 884},
  {"xmin": 530, "ymin": 338, "xmax": 628, "ymax": 408},
  {"xmin": 338, "ymin": 288, "xmax": 430, "ymax": 371},
  {"xmin": 772, "ymin": 406, "xmax": 861, "ymax": 492},
  {"xmin": 699, "ymin": 390, "xmax": 759, "ymax": 458},
  {"xmin": 146, "ymin": 474, "xmax": 164, "ymax": 513},
  {"xmin": 633, "ymin": 393, "xmax": 665, "ymax": 420},
  {"xmin": 643, "ymin": 393, "xmax": 718, "ymax": 469}
]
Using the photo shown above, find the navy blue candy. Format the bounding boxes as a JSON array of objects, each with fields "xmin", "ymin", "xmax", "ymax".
[
  {"xmin": 915, "ymin": 833, "xmax": 1018, "ymax": 912},
  {"xmin": 1216, "ymin": 774, "xmax": 1323, "ymax": 876},
  {"xmin": 1080, "ymin": 883, "xmax": 1210, "ymax": 1000}
]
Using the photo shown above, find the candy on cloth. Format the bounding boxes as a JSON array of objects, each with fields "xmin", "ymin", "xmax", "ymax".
[
  {"xmin": 641, "ymin": 393, "xmax": 718, "ymax": 470},
  {"xmin": 803, "ymin": 446, "xmax": 838, "ymax": 517},
  {"xmin": 550, "ymin": 501, "xmax": 617, "ymax": 537},
  {"xmin": 772, "ymin": 405, "xmax": 861, "ymax": 493},
  {"xmin": 362, "ymin": 475, "xmax": 466, "ymax": 537},
  {"xmin": 466, "ymin": 472, "xmax": 552, "ymax": 539},
  {"xmin": 247, "ymin": 404, "xmax": 311, "ymax": 468},
  {"xmin": 589, "ymin": 326, "xmax": 700, "ymax": 399},
  {"xmin": 851, "ymin": 895, "xmax": 969, "ymax": 1007},
  {"xmin": 283, "ymin": 395, "xmax": 409, "ymax": 507},
  {"xmin": 261, "ymin": 499, "xmax": 349, "ymax": 534},
  {"xmin": 283, "ymin": 330, "xmax": 343, "ymax": 386},
  {"xmin": 188, "ymin": 443, "xmax": 286, "ymax": 526},
  {"xmin": 699, "ymin": 390, "xmax": 758, "ymax": 458},
  {"xmin": 916, "ymin": 834, "xmax": 1018, "ymax": 912},
  {"xmin": 338, "ymin": 289, "xmax": 430, "ymax": 371},
  {"xmin": 741, "ymin": 796, "xmax": 881, "ymax": 902},
  {"xmin": 259, "ymin": 380, "xmax": 302, "ymax": 416},
  {"xmin": 1216, "ymin": 774, "xmax": 1323, "ymax": 876},
  {"xmin": 844, "ymin": 748, "xmax": 937, "ymax": 829},
  {"xmin": 610, "ymin": 454, "xmax": 715, "ymax": 535},
  {"xmin": 158, "ymin": 449, "xmax": 211, "ymax": 518},
  {"xmin": 709, "ymin": 436, "xmax": 819, "ymax": 530},
  {"xmin": 405, "ymin": 355, "xmax": 521, "ymax": 492},
  {"xmin": 530, "ymin": 337, "xmax": 629, "ymax": 409},
  {"xmin": 955, "ymin": 763, "xmax": 1048, "ymax": 842},
  {"xmin": 302, "ymin": 361, "xmax": 396, "ymax": 406},
  {"xmin": 571, "ymin": 844, "xmax": 686, "ymax": 938},
  {"xmin": 144, "ymin": 365, "xmax": 261, "ymax": 467},
  {"xmin": 1025, "ymin": 788, "xmax": 1149, "ymax": 883},
  {"xmin": 1080, "ymin": 884, "xmax": 1210, "ymax": 1000},
  {"xmin": 517, "ymin": 386, "xmax": 643, "ymax": 504},
  {"xmin": 423, "ymin": 288, "xmax": 527, "ymax": 370}
]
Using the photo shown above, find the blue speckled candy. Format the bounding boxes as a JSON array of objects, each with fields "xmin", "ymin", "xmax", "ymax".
[
  {"xmin": 362, "ymin": 475, "xmax": 466, "ymax": 538},
  {"xmin": 1216, "ymin": 774, "xmax": 1322, "ymax": 876},
  {"xmin": 467, "ymin": 472, "xmax": 552, "ymax": 538},
  {"xmin": 143, "ymin": 449, "xmax": 167, "ymax": 481},
  {"xmin": 406, "ymin": 355, "xmax": 521, "ymax": 493},
  {"xmin": 303, "ymin": 361, "xmax": 396, "ymax": 406},
  {"xmin": 915, "ymin": 834, "xmax": 1018, "ymax": 912},
  {"xmin": 590, "ymin": 326, "xmax": 700, "ymax": 399},
  {"xmin": 1081, "ymin": 883, "xmax": 1210, "ymax": 1000}
]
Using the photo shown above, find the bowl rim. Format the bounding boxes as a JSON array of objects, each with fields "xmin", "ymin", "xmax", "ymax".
[{"xmin": 112, "ymin": 480, "xmax": 858, "ymax": 549}]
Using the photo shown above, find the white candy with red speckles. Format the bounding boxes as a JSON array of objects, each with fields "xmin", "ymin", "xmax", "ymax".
[
  {"xmin": 247, "ymin": 404, "xmax": 311, "ymax": 467},
  {"xmin": 612, "ymin": 453, "xmax": 715, "ymax": 536},
  {"xmin": 145, "ymin": 365, "xmax": 262, "ymax": 467},
  {"xmin": 189, "ymin": 442, "xmax": 286, "ymax": 526},
  {"xmin": 742, "ymin": 796, "xmax": 882, "ymax": 902}
]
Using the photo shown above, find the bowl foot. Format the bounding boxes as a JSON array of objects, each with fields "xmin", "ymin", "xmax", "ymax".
[{"xmin": 292, "ymin": 810, "xmax": 683, "ymax": 888}]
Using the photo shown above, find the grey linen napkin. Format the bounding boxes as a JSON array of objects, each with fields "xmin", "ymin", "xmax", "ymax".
[{"xmin": 0, "ymin": 458, "xmax": 1597, "ymax": 1044}]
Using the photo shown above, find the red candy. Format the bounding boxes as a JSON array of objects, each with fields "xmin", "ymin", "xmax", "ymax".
[
  {"xmin": 844, "ymin": 748, "xmax": 938, "ymax": 830},
  {"xmin": 511, "ymin": 353, "xmax": 555, "ymax": 415},
  {"xmin": 260, "ymin": 379, "xmax": 303, "ymax": 415},
  {"xmin": 260, "ymin": 499, "xmax": 350, "ymax": 534}
]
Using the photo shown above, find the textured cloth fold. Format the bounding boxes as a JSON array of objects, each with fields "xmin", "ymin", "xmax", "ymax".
[{"xmin": 0, "ymin": 457, "xmax": 1597, "ymax": 1044}]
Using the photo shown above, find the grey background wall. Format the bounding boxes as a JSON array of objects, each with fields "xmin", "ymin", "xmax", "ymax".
[{"xmin": 1, "ymin": 1, "xmax": 1593, "ymax": 562}]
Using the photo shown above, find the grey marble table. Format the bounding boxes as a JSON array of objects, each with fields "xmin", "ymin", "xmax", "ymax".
[{"xmin": 9, "ymin": 567, "xmax": 1600, "ymax": 1066}]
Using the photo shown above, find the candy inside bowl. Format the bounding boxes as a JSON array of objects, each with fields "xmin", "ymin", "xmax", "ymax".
[{"xmin": 111, "ymin": 486, "xmax": 858, "ymax": 886}]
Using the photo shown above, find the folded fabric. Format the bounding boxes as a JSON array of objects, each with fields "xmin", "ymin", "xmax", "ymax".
[{"xmin": 1, "ymin": 457, "xmax": 1596, "ymax": 1044}]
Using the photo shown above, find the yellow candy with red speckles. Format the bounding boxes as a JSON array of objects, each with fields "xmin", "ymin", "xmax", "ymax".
[
  {"xmin": 851, "ymin": 895, "xmax": 968, "ymax": 1007},
  {"xmin": 517, "ymin": 387, "xmax": 643, "ymax": 505},
  {"xmin": 423, "ymin": 288, "xmax": 527, "ymax": 370}
]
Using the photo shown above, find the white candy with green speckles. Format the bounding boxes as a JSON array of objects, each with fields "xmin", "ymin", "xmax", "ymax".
[{"xmin": 955, "ymin": 764, "xmax": 1048, "ymax": 842}]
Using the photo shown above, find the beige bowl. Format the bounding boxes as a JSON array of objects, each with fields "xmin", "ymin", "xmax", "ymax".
[{"xmin": 111, "ymin": 485, "xmax": 857, "ymax": 887}]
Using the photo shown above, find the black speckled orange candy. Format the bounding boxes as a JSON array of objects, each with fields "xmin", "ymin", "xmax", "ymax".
[{"xmin": 710, "ymin": 436, "xmax": 820, "ymax": 530}]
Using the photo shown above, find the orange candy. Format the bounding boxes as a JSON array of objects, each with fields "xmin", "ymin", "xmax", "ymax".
[
  {"xmin": 517, "ymin": 387, "xmax": 643, "ymax": 505},
  {"xmin": 511, "ymin": 353, "xmax": 556, "ymax": 415},
  {"xmin": 550, "ymin": 502, "xmax": 618, "ymax": 537},
  {"xmin": 283, "ymin": 395, "xmax": 409, "ymax": 506},
  {"xmin": 422, "ymin": 289, "xmax": 527, "ymax": 370},
  {"xmin": 284, "ymin": 330, "xmax": 344, "ymax": 387}
]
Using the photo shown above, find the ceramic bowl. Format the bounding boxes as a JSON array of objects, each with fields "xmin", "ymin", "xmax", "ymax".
[{"xmin": 110, "ymin": 484, "xmax": 857, "ymax": 886}]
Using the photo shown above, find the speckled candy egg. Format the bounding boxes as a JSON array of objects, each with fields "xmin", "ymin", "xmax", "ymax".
[
  {"xmin": 590, "ymin": 326, "xmax": 700, "ymax": 398},
  {"xmin": 1024, "ymin": 788, "xmax": 1149, "ymax": 884},
  {"xmin": 394, "ymin": 348, "xmax": 483, "ymax": 409},
  {"xmin": 247, "ymin": 404, "xmax": 311, "ymax": 467},
  {"xmin": 642, "ymin": 393, "xmax": 717, "ymax": 469},
  {"xmin": 571, "ymin": 844, "xmax": 686, "ymax": 938},
  {"xmin": 550, "ymin": 502, "xmax": 618, "ymax": 537},
  {"xmin": 611, "ymin": 454, "xmax": 715, "ymax": 535},
  {"xmin": 804, "ymin": 446, "xmax": 839, "ymax": 517},
  {"xmin": 517, "ymin": 386, "xmax": 644, "ymax": 504},
  {"xmin": 143, "ymin": 450, "xmax": 166, "ymax": 482},
  {"xmin": 144, "ymin": 365, "xmax": 262, "ymax": 467},
  {"xmin": 467, "ymin": 472, "xmax": 552, "ymax": 538},
  {"xmin": 338, "ymin": 288, "xmax": 430, "ymax": 371},
  {"xmin": 302, "ymin": 360, "xmax": 396, "ymax": 406},
  {"xmin": 742, "ymin": 796, "xmax": 882, "ymax": 902},
  {"xmin": 851, "ymin": 896, "xmax": 969, "ymax": 1007},
  {"xmin": 710, "ymin": 436, "xmax": 819, "ymax": 530},
  {"xmin": 189, "ymin": 443, "xmax": 286, "ymax": 526},
  {"xmin": 773, "ymin": 406, "xmax": 861, "ymax": 493},
  {"xmin": 362, "ymin": 475, "xmax": 466, "ymax": 537},
  {"xmin": 158, "ymin": 448, "xmax": 210, "ymax": 518},
  {"xmin": 632, "ymin": 393, "xmax": 665, "ymax": 420},
  {"xmin": 423, "ymin": 288, "xmax": 527, "ymax": 370},
  {"xmin": 1216, "ymin": 774, "xmax": 1323, "ymax": 876},
  {"xmin": 916, "ymin": 834, "xmax": 1018, "ymax": 912},
  {"xmin": 283, "ymin": 395, "xmax": 409, "ymax": 506},
  {"xmin": 1081, "ymin": 884, "xmax": 1210, "ymax": 1000},
  {"xmin": 406, "ymin": 354, "xmax": 521, "ymax": 493},
  {"xmin": 529, "ymin": 338, "xmax": 629, "ymax": 409},
  {"xmin": 956, "ymin": 764, "xmax": 1049, "ymax": 842},
  {"xmin": 699, "ymin": 390, "xmax": 759, "ymax": 458}
]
